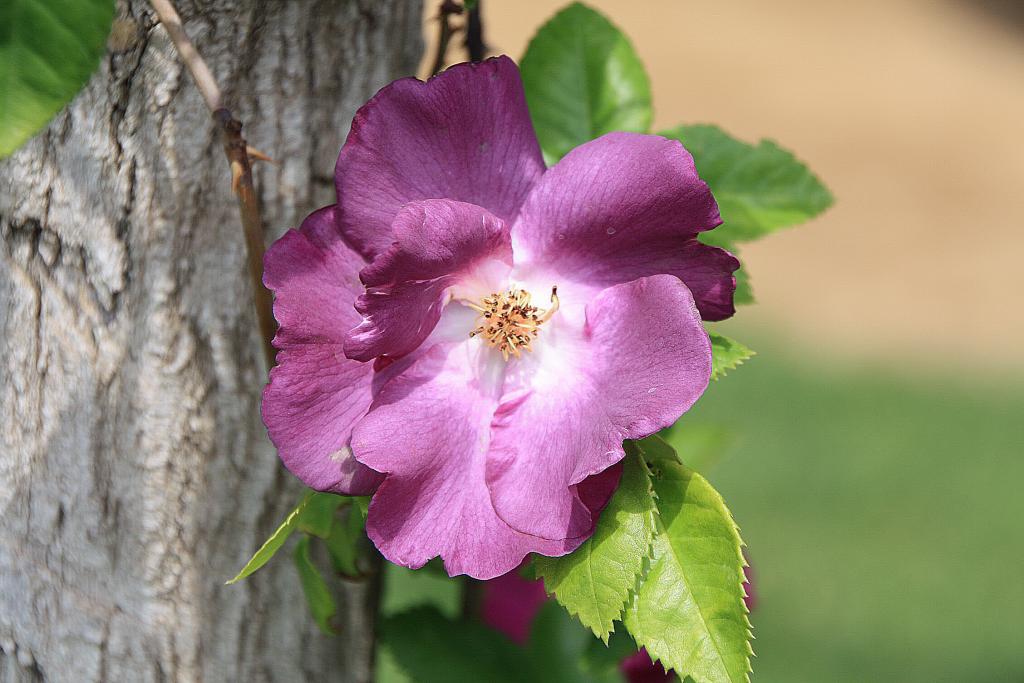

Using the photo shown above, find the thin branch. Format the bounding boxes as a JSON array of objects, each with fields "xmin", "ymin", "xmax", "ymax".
[
  {"xmin": 149, "ymin": 0, "xmax": 276, "ymax": 369},
  {"xmin": 464, "ymin": 1, "xmax": 486, "ymax": 63},
  {"xmin": 214, "ymin": 110, "xmax": 277, "ymax": 369},
  {"xmin": 430, "ymin": 0, "xmax": 464, "ymax": 76},
  {"xmin": 149, "ymin": 0, "xmax": 221, "ymax": 111}
]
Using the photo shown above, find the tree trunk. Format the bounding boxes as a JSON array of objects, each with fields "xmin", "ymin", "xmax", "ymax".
[{"xmin": 0, "ymin": 1, "xmax": 422, "ymax": 681}]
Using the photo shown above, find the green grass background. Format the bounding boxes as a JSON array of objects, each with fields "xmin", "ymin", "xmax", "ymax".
[{"xmin": 684, "ymin": 336, "xmax": 1024, "ymax": 682}]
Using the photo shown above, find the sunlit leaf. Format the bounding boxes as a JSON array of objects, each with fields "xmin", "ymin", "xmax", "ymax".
[
  {"xmin": 535, "ymin": 447, "xmax": 656, "ymax": 640},
  {"xmin": 624, "ymin": 437, "xmax": 752, "ymax": 683},
  {"xmin": 709, "ymin": 332, "xmax": 755, "ymax": 381},
  {"xmin": 521, "ymin": 2, "xmax": 651, "ymax": 163},
  {"xmin": 664, "ymin": 124, "xmax": 832, "ymax": 243},
  {"xmin": 226, "ymin": 491, "xmax": 312, "ymax": 584}
]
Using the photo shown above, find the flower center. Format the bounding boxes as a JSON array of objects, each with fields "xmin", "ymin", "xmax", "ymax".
[{"xmin": 467, "ymin": 286, "xmax": 559, "ymax": 360}]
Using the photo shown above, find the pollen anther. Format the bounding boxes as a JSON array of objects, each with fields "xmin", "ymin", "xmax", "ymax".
[{"xmin": 469, "ymin": 286, "xmax": 559, "ymax": 360}]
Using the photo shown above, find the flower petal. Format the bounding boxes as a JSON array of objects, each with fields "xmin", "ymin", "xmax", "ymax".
[
  {"xmin": 486, "ymin": 275, "xmax": 711, "ymax": 541},
  {"xmin": 261, "ymin": 206, "xmax": 383, "ymax": 495},
  {"xmin": 335, "ymin": 56, "xmax": 545, "ymax": 260},
  {"xmin": 511, "ymin": 132, "xmax": 738, "ymax": 321},
  {"xmin": 345, "ymin": 200, "xmax": 512, "ymax": 362},
  {"xmin": 351, "ymin": 340, "xmax": 621, "ymax": 579}
]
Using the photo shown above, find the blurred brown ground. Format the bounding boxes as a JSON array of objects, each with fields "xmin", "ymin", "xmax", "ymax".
[{"xmin": 423, "ymin": 0, "xmax": 1024, "ymax": 372}]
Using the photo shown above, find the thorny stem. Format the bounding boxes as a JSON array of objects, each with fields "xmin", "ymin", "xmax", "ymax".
[
  {"xmin": 464, "ymin": 1, "xmax": 487, "ymax": 62},
  {"xmin": 430, "ymin": 0, "xmax": 464, "ymax": 76},
  {"xmin": 214, "ymin": 109, "xmax": 277, "ymax": 368},
  {"xmin": 149, "ymin": 0, "xmax": 276, "ymax": 368}
]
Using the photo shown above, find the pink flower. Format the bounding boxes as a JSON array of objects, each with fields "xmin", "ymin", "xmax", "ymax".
[{"xmin": 261, "ymin": 57, "xmax": 737, "ymax": 579}]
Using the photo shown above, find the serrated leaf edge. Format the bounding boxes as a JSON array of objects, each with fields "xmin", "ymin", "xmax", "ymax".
[
  {"xmin": 714, "ymin": 350, "xmax": 755, "ymax": 381},
  {"xmin": 708, "ymin": 331, "xmax": 756, "ymax": 382},
  {"xmin": 539, "ymin": 445, "xmax": 658, "ymax": 643},
  {"xmin": 659, "ymin": 123, "xmax": 834, "ymax": 241},
  {"xmin": 630, "ymin": 439, "xmax": 754, "ymax": 682}
]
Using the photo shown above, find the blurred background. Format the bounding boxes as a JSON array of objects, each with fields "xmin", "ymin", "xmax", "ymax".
[
  {"xmin": 3, "ymin": 1, "xmax": 1019, "ymax": 680},
  {"xmin": 425, "ymin": 1, "xmax": 1024, "ymax": 681}
]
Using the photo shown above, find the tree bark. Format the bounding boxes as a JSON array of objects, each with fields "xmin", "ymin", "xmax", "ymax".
[{"xmin": 0, "ymin": 1, "xmax": 421, "ymax": 681}]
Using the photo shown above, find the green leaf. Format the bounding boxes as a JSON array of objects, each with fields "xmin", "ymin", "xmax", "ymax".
[
  {"xmin": 535, "ymin": 446, "xmax": 657, "ymax": 641},
  {"xmin": 521, "ymin": 2, "xmax": 652, "ymax": 163},
  {"xmin": 526, "ymin": 602, "xmax": 630, "ymax": 683},
  {"xmin": 381, "ymin": 603, "xmax": 626, "ymax": 683},
  {"xmin": 376, "ymin": 647, "xmax": 414, "ymax": 683},
  {"xmin": 381, "ymin": 561, "xmax": 462, "ymax": 619},
  {"xmin": 226, "ymin": 491, "xmax": 312, "ymax": 584},
  {"xmin": 663, "ymin": 124, "xmax": 832, "ymax": 243},
  {"xmin": 379, "ymin": 607, "xmax": 529, "ymax": 682},
  {"xmin": 526, "ymin": 602, "xmax": 595, "ymax": 683},
  {"xmin": 661, "ymin": 422, "xmax": 736, "ymax": 475},
  {"xmin": 708, "ymin": 332, "xmax": 754, "ymax": 381},
  {"xmin": 0, "ymin": 0, "xmax": 116, "ymax": 157},
  {"xmin": 637, "ymin": 433, "xmax": 680, "ymax": 465},
  {"xmin": 297, "ymin": 491, "xmax": 345, "ymax": 538},
  {"xmin": 374, "ymin": 651, "xmax": 413, "ymax": 683},
  {"xmin": 293, "ymin": 535, "xmax": 338, "ymax": 635},
  {"xmin": 732, "ymin": 264, "xmax": 754, "ymax": 305},
  {"xmin": 625, "ymin": 437, "xmax": 752, "ymax": 683},
  {"xmin": 581, "ymin": 628, "xmax": 639, "ymax": 679},
  {"xmin": 324, "ymin": 497, "xmax": 368, "ymax": 577}
]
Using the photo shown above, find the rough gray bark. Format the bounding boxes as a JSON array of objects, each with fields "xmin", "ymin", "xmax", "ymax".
[{"xmin": 0, "ymin": 1, "xmax": 422, "ymax": 681}]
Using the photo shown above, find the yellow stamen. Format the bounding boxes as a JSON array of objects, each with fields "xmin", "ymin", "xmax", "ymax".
[{"xmin": 469, "ymin": 286, "xmax": 558, "ymax": 360}]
